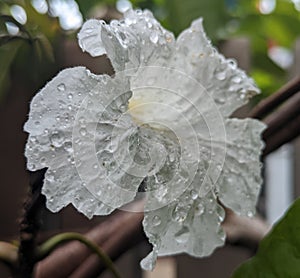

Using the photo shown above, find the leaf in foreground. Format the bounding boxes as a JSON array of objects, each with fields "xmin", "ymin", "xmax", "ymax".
[{"xmin": 232, "ymin": 198, "xmax": 300, "ymax": 278}]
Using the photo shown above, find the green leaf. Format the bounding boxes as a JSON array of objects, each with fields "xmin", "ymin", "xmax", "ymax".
[
  {"xmin": 232, "ymin": 198, "xmax": 300, "ymax": 278},
  {"xmin": 167, "ymin": 0, "xmax": 229, "ymax": 39},
  {"xmin": 0, "ymin": 40, "xmax": 21, "ymax": 101}
]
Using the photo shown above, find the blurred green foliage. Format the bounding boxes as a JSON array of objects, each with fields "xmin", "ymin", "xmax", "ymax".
[
  {"xmin": 1, "ymin": 0, "xmax": 300, "ymax": 101},
  {"xmin": 232, "ymin": 198, "xmax": 300, "ymax": 278}
]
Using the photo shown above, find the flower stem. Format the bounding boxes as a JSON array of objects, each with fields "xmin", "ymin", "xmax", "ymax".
[
  {"xmin": 0, "ymin": 241, "xmax": 18, "ymax": 267},
  {"xmin": 36, "ymin": 232, "xmax": 121, "ymax": 278}
]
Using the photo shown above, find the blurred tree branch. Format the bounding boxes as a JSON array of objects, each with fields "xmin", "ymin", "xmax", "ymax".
[
  {"xmin": 33, "ymin": 201, "xmax": 269, "ymax": 278},
  {"xmin": 249, "ymin": 76, "xmax": 300, "ymax": 155}
]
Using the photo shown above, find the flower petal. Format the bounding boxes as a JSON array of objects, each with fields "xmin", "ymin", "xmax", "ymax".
[
  {"xmin": 77, "ymin": 19, "xmax": 106, "ymax": 57},
  {"xmin": 216, "ymin": 118, "xmax": 266, "ymax": 216},
  {"xmin": 78, "ymin": 9, "xmax": 175, "ymax": 72},
  {"xmin": 174, "ymin": 18, "xmax": 259, "ymax": 118},
  {"xmin": 141, "ymin": 190, "xmax": 225, "ymax": 270},
  {"xmin": 24, "ymin": 67, "xmax": 143, "ymax": 217}
]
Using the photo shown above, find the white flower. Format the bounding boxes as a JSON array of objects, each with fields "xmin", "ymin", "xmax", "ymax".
[{"xmin": 24, "ymin": 9, "xmax": 266, "ymax": 270}]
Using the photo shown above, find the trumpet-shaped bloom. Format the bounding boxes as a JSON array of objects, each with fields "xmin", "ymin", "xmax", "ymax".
[{"xmin": 24, "ymin": 9, "xmax": 265, "ymax": 270}]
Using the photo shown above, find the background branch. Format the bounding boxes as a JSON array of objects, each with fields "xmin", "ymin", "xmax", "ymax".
[
  {"xmin": 249, "ymin": 76, "xmax": 300, "ymax": 119},
  {"xmin": 34, "ymin": 201, "xmax": 270, "ymax": 278},
  {"xmin": 19, "ymin": 169, "xmax": 46, "ymax": 278},
  {"xmin": 34, "ymin": 201, "xmax": 145, "ymax": 278}
]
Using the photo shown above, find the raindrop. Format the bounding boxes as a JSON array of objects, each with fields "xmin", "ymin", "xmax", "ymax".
[
  {"xmin": 57, "ymin": 83, "xmax": 66, "ymax": 91},
  {"xmin": 214, "ymin": 97, "xmax": 225, "ymax": 105},
  {"xmin": 215, "ymin": 70, "xmax": 226, "ymax": 81},
  {"xmin": 228, "ymin": 59, "xmax": 237, "ymax": 69},
  {"xmin": 30, "ymin": 136, "xmax": 37, "ymax": 142},
  {"xmin": 169, "ymin": 152, "xmax": 176, "ymax": 162},
  {"xmin": 217, "ymin": 206, "xmax": 225, "ymax": 222},
  {"xmin": 78, "ymin": 117, "xmax": 85, "ymax": 124},
  {"xmin": 68, "ymin": 156, "xmax": 75, "ymax": 165},
  {"xmin": 47, "ymin": 174, "xmax": 55, "ymax": 182},
  {"xmin": 232, "ymin": 76, "xmax": 242, "ymax": 84},
  {"xmin": 152, "ymin": 215, "xmax": 161, "ymax": 226},
  {"xmin": 50, "ymin": 131, "xmax": 64, "ymax": 148},
  {"xmin": 79, "ymin": 128, "xmax": 87, "ymax": 136},
  {"xmin": 175, "ymin": 226, "xmax": 190, "ymax": 243},
  {"xmin": 150, "ymin": 33, "xmax": 159, "ymax": 44},
  {"xmin": 172, "ymin": 205, "xmax": 188, "ymax": 222},
  {"xmin": 190, "ymin": 190, "xmax": 198, "ymax": 200},
  {"xmin": 67, "ymin": 93, "xmax": 73, "ymax": 99},
  {"xmin": 84, "ymin": 28, "xmax": 93, "ymax": 34},
  {"xmin": 195, "ymin": 203, "xmax": 205, "ymax": 215},
  {"xmin": 247, "ymin": 211, "xmax": 254, "ymax": 218},
  {"xmin": 119, "ymin": 104, "xmax": 126, "ymax": 112},
  {"xmin": 40, "ymin": 157, "xmax": 46, "ymax": 164},
  {"xmin": 64, "ymin": 141, "xmax": 73, "ymax": 152}
]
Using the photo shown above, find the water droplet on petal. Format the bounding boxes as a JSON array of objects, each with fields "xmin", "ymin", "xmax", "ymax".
[
  {"xmin": 29, "ymin": 163, "xmax": 36, "ymax": 170},
  {"xmin": 175, "ymin": 226, "xmax": 190, "ymax": 243},
  {"xmin": 247, "ymin": 211, "xmax": 254, "ymax": 217},
  {"xmin": 228, "ymin": 59, "xmax": 237, "ymax": 69},
  {"xmin": 150, "ymin": 33, "xmax": 158, "ymax": 43},
  {"xmin": 47, "ymin": 174, "xmax": 55, "ymax": 182},
  {"xmin": 40, "ymin": 157, "xmax": 46, "ymax": 165},
  {"xmin": 79, "ymin": 128, "xmax": 87, "ymax": 136},
  {"xmin": 195, "ymin": 203, "xmax": 205, "ymax": 215},
  {"xmin": 50, "ymin": 131, "xmax": 64, "ymax": 148},
  {"xmin": 214, "ymin": 97, "xmax": 225, "ymax": 105},
  {"xmin": 57, "ymin": 83, "xmax": 66, "ymax": 91},
  {"xmin": 64, "ymin": 141, "xmax": 73, "ymax": 152},
  {"xmin": 30, "ymin": 136, "xmax": 37, "ymax": 142},
  {"xmin": 190, "ymin": 190, "xmax": 198, "ymax": 200},
  {"xmin": 172, "ymin": 205, "xmax": 188, "ymax": 222},
  {"xmin": 215, "ymin": 70, "xmax": 226, "ymax": 81},
  {"xmin": 232, "ymin": 76, "xmax": 242, "ymax": 83},
  {"xmin": 152, "ymin": 215, "xmax": 161, "ymax": 226},
  {"xmin": 84, "ymin": 28, "xmax": 93, "ymax": 34}
]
